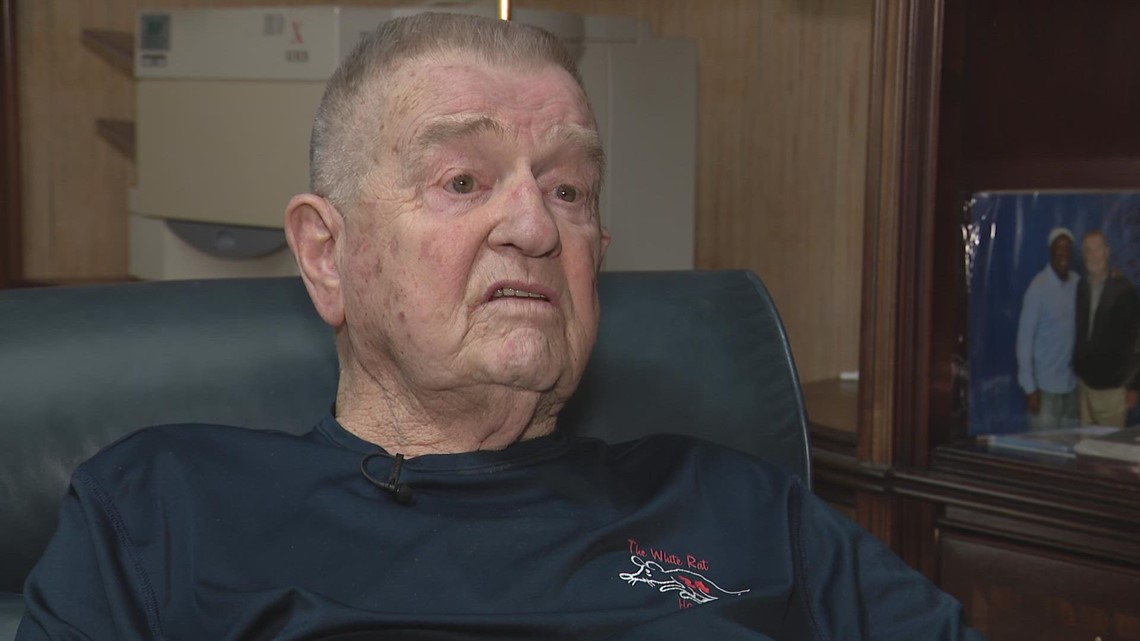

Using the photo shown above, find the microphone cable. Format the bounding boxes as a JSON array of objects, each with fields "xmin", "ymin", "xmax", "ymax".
[{"xmin": 360, "ymin": 451, "xmax": 414, "ymax": 505}]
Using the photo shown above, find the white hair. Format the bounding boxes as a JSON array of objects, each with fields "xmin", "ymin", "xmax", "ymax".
[{"xmin": 309, "ymin": 12, "xmax": 589, "ymax": 212}]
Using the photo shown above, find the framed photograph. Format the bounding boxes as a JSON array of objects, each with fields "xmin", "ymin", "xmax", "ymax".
[{"xmin": 967, "ymin": 191, "xmax": 1140, "ymax": 436}]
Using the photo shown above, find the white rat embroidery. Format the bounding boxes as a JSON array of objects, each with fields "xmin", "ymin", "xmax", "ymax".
[{"xmin": 619, "ymin": 555, "xmax": 750, "ymax": 604}]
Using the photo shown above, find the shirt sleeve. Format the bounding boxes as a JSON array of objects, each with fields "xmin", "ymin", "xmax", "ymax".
[
  {"xmin": 1119, "ymin": 282, "xmax": 1140, "ymax": 391},
  {"xmin": 1016, "ymin": 279, "xmax": 1041, "ymax": 395},
  {"xmin": 17, "ymin": 470, "xmax": 161, "ymax": 641},
  {"xmin": 790, "ymin": 481, "xmax": 988, "ymax": 641}
]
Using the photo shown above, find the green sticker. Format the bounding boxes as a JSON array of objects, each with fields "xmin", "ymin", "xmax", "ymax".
[{"xmin": 139, "ymin": 14, "xmax": 171, "ymax": 51}]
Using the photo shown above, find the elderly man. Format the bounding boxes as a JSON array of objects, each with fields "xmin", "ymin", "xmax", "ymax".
[
  {"xmin": 1074, "ymin": 230, "xmax": 1140, "ymax": 427},
  {"xmin": 1017, "ymin": 227, "xmax": 1080, "ymax": 430},
  {"xmin": 19, "ymin": 13, "xmax": 984, "ymax": 640}
]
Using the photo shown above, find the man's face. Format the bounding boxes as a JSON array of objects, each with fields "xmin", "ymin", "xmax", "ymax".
[
  {"xmin": 1050, "ymin": 235, "xmax": 1073, "ymax": 280},
  {"xmin": 338, "ymin": 55, "xmax": 609, "ymax": 401},
  {"xmin": 1081, "ymin": 234, "xmax": 1109, "ymax": 278}
]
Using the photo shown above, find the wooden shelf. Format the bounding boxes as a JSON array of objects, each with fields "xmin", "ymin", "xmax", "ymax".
[
  {"xmin": 82, "ymin": 29, "xmax": 135, "ymax": 162},
  {"xmin": 965, "ymin": 155, "xmax": 1140, "ymax": 191},
  {"xmin": 892, "ymin": 443, "xmax": 1140, "ymax": 567},
  {"xmin": 81, "ymin": 29, "xmax": 133, "ymax": 77},
  {"xmin": 802, "ymin": 377, "xmax": 859, "ymax": 435},
  {"xmin": 96, "ymin": 118, "xmax": 134, "ymax": 162}
]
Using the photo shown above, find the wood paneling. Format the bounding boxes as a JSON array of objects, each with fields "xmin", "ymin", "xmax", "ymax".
[
  {"xmin": 803, "ymin": 377, "xmax": 858, "ymax": 433},
  {"xmin": 19, "ymin": 1, "xmax": 130, "ymax": 279},
  {"xmin": 16, "ymin": 0, "xmax": 873, "ymax": 383},
  {"xmin": 859, "ymin": 0, "xmax": 943, "ymax": 469}
]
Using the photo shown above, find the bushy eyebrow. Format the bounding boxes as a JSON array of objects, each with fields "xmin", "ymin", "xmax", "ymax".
[
  {"xmin": 400, "ymin": 115, "xmax": 605, "ymax": 184},
  {"xmin": 417, "ymin": 115, "xmax": 507, "ymax": 149},
  {"xmin": 401, "ymin": 116, "xmax": 505, "ymax": 184},
  {"xmin": 547, "ymin": 124, "xmax": 606, "ymax": 178}
]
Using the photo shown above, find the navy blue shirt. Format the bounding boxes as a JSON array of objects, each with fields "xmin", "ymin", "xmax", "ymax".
[{"xmin": 19, "ymin": 417, "xmax": 984, "ymax": 640}]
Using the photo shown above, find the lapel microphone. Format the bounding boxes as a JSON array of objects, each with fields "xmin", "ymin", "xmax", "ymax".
[{"xmin": 360, "ymin": 452, "xmax": 414, "ymax": 505}]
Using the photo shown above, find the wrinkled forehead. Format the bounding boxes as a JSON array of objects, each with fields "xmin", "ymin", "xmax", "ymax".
[
  {"xmin": 348, "ymin": 54, "xmax": 602, "ymax": 196},
  {"xmin": 379, "ymin": 52, "xmax": 595, "ymax": 142}
]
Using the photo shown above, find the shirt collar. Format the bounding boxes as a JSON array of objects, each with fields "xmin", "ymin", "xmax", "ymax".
[
  {"xmin": 308, "ymin": 412, "xmax": 571, "ymax": 472},
  {"xmin": 1046, "ymin": 266, "xmax": 1079, "ymax": 286}
]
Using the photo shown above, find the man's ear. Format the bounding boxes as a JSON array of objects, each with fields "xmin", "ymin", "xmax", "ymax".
[
  {"xmin": 599, "ymin": 227, "xmax": 612, "ymax": 269},
  {"xmin": 285, "ymin": 193, "xmax": 345, "ymax": 327}
]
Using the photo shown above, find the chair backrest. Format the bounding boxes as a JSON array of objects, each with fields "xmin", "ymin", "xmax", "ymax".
[{"xmin": 0, "ymin": 270, "xmax": 808, "ymax": 594}]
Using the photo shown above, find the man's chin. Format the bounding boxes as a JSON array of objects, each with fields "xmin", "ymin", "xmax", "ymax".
[
  {"xmin": 481, "ymin": 360, "xmax": 563, "ymax": 392},
  {"xmin": 466, "ymin": 330, "xmax": 588, "ymax": 392}
]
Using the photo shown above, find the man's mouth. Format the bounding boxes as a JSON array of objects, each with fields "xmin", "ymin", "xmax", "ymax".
[
  {"xmin": 484, "ymin": 282, "xmax": 558, "ymax": 304},
  {"xmin": 492, "ymin": 287, "xmax": 549, "ymax": 301}
]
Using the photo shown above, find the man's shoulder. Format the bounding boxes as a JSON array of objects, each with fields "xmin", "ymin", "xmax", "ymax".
[
  {"xmin": 594, "ymin": 432, "xmax": 801, "ymax": 491},
  {"xmin": 1106, "ymin": 274, "xmax": 1139, "ymax": 296},
  {"xmin": 76, "ymin": 423, "xmax": 306, "ymax": 485},
  {"xmin": 1026, "ymin": 268, "xmax": 1052, "ymax": 292},
  {"xmin": 1026, "ymin": 267, "xmax": 1080, "ymax": 295},
  {"xmin": 93, "ymin": 422, "xmax": 299, "ymax": 455}
]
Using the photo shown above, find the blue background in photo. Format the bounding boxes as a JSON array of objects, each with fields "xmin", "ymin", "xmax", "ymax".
[{"xmin": 967, "ymin": 192, "xmax": 1140, "ymax": 435}]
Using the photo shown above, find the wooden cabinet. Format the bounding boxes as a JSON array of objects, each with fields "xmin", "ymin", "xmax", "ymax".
[
  {"xmin": 941, "ymin": 533, "xmax": 1140, "ymax": 641},
  {"xmin": 807, "ymin": 1, "xmax": 1140, "ymax": 638},
  {"xmin": 905, "ymin": 446, "xmax": 1140, "ymax": 638}
]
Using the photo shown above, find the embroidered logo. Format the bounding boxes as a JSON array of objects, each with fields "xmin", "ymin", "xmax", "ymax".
[{"xmin": 620, "ymin": 538, "xmax": 750, "ymax": 609}]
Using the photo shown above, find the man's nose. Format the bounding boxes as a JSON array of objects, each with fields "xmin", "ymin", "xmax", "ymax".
[{"xmin": 488, "ymin": 177, "xmax": 562, "ymax": 258}]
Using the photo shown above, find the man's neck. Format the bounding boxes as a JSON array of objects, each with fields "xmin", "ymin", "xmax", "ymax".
[
  {"xmin": 1088, "ymin": 270, "xmax": 1107, "ymax": 285},
  {"xmin": 333, "ymin": 360, "xmax": 560, "ymax": 457}
]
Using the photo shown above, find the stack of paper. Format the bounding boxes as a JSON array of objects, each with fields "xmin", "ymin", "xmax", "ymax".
[{"xmin": 1073, "ymin": 426, "xmax": 1140, "ymax": 463}]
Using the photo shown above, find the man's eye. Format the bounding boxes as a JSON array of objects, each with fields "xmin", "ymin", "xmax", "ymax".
[
  {"xmin": 555, "ymin": 185, "xmax": 579, "ymax": 203},
  {"xmin": 446, "ymin": 175, "xmax": 476, "ymax": 194}
]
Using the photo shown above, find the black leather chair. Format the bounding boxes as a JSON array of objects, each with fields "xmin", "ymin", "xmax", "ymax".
[{"xmin": 0, "ymin": 270, "xmax": 809, "ymax": 636}]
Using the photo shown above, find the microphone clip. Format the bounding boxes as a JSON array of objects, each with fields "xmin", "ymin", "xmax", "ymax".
[{"xmin": 360, "ymin": 452, "xmax": 414, "ymax": 506}]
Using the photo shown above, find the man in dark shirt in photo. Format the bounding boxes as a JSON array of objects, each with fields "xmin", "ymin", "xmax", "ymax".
[{"xmin": 1074, "ymin": 229, "xmax": 1140, "ymax": 427}]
